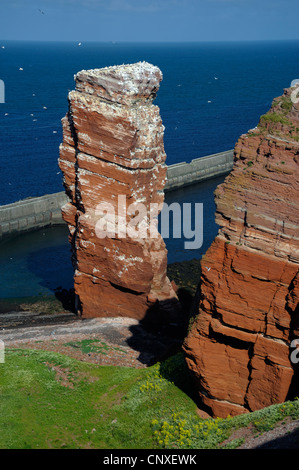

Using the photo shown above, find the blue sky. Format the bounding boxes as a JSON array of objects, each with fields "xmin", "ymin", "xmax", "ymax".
[{"xmin": 1, "ymin": 0, "xmax": 299, "ymax": 42}]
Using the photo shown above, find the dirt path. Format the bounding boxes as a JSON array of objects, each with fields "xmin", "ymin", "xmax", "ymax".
[
  {"xmin": 227, "ymin": 418, "xmax": 299, "ymax": 449},
  {"xmin": 1, "ymin": 315, "xmax": 183, "ymax": 368}
]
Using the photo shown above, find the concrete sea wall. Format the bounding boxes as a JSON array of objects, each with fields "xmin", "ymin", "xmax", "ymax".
[
  {"xmin": 0, "ymin": 192, "xmax": 68, "ymax": 240},
  {"xmin": 0, "ymin": 149, "xmax": 234, "ymax": 239},
  {"xmin": 164, "ymin": 149, "xmax": 233, "ymax": 190}
]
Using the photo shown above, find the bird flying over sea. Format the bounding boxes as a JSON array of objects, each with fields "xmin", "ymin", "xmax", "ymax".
[{"xmin": 38, "ymin": 9, "xmax": 45, "ymax": 15}]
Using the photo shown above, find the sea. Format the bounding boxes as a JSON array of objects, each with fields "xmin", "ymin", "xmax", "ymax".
[{"xmin": 0, "ymin": 40, "xmax": 298, "ymax": 300}]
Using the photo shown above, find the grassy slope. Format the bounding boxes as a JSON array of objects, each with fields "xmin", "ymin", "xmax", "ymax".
[{"xmin": 0, "ymin": 348, "xmax": 298, "ymax": 449}]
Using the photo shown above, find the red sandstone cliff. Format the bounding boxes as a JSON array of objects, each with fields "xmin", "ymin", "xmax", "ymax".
[
  {"xmin": 58, "ymin": 62, "xmax": 176, "ymax": 319},
  {"xmin": 184, "ymin": 86, "xmax": 299, "ymax": 417}
]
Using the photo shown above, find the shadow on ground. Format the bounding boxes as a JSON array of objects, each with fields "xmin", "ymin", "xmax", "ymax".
[
  {"xmin": 125, "ymin": 285, "xmax": 201, "ymax": 405},
  {"xmin": 255, "ymin": 426, "xmax": 299, "ymax": 449},
  {"xmin": 54, "ymin": 287, "xmax": 76, "ymax": 313},
  {"xmin": 126, "ymin": 287, "xmax": 193, "ymax": 364}
]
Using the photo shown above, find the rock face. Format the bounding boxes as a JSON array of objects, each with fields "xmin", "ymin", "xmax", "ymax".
[
  {"xmin": 183, "ymin": 86, "xmax": 299, "ymax": 418},
  {"xmin": 58, "ymin": 62, "xmax": 176, "ymax": 319}
]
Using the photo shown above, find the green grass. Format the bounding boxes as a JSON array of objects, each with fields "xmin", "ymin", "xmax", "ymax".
[
  {"xmin": 151, "ymin": 399, "xmax": 299, "ymax": 449},
  {"xmin": 272, "ymin": 95, "xmax": 293, "ymax": 114},
  {"xmin": 259, "ymin": 112, "xmax": 292, "ymax": 126},
  {"xmin": 253, "ymin": 93, "xmax": 299, "ymax": 142},
  {"xmin": 64, "ymin": 339, "xmax": 126, "ymax": 356},
  {"xmin": 0, "ymin": 349, "xmax": 298, "ymax": 449},
  {"xmin": 0, "ymin": 349, "xmax": 196, "ymax": 449},
  {"xmin": 280, "ymin": 97, "xmax": 293, "ymax": 113}
]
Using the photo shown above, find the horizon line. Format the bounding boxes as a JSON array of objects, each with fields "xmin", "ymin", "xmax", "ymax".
[{"xmin": 1, "ymin": 38, "xmax": 299, "ymax": 44}]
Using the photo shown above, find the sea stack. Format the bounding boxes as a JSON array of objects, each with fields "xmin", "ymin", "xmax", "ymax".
[
  {"xmin": 183, "ymin": 86, "xmax": 299, "ymax": 417},
  {"xmin": 58, "ymin": 62, "xmax": 176, "ymax": 319}
]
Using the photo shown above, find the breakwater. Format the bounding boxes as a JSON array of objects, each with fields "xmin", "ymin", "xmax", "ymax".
[
  {"xmin": 0, "ymin": 192, "xmax": 68, "ymax": 240},
  {"xmin": 0, "ymin": 149, "xmax": 234, "ymax": 239},
  {"xmin": 164, "ymin": 149, "xmax": 233, "ymax": 190}
]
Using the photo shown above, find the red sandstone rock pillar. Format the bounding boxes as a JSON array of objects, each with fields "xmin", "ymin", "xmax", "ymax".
[
  {"xmin": 184, "ymin": 86, "xmax": 299, "ymax": 417},
  {"xmin": 58, "ymin": 62, "xmax": 177, "ymax": 319}
]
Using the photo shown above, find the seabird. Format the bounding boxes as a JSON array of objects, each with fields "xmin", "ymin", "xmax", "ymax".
[
  {"xmin": 38, "ymin": 9, "xmax": 45, "ymax": 15},
  {"xmin": 19, "ymin": 67, "xmax": 23, "ymax": 71}
]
